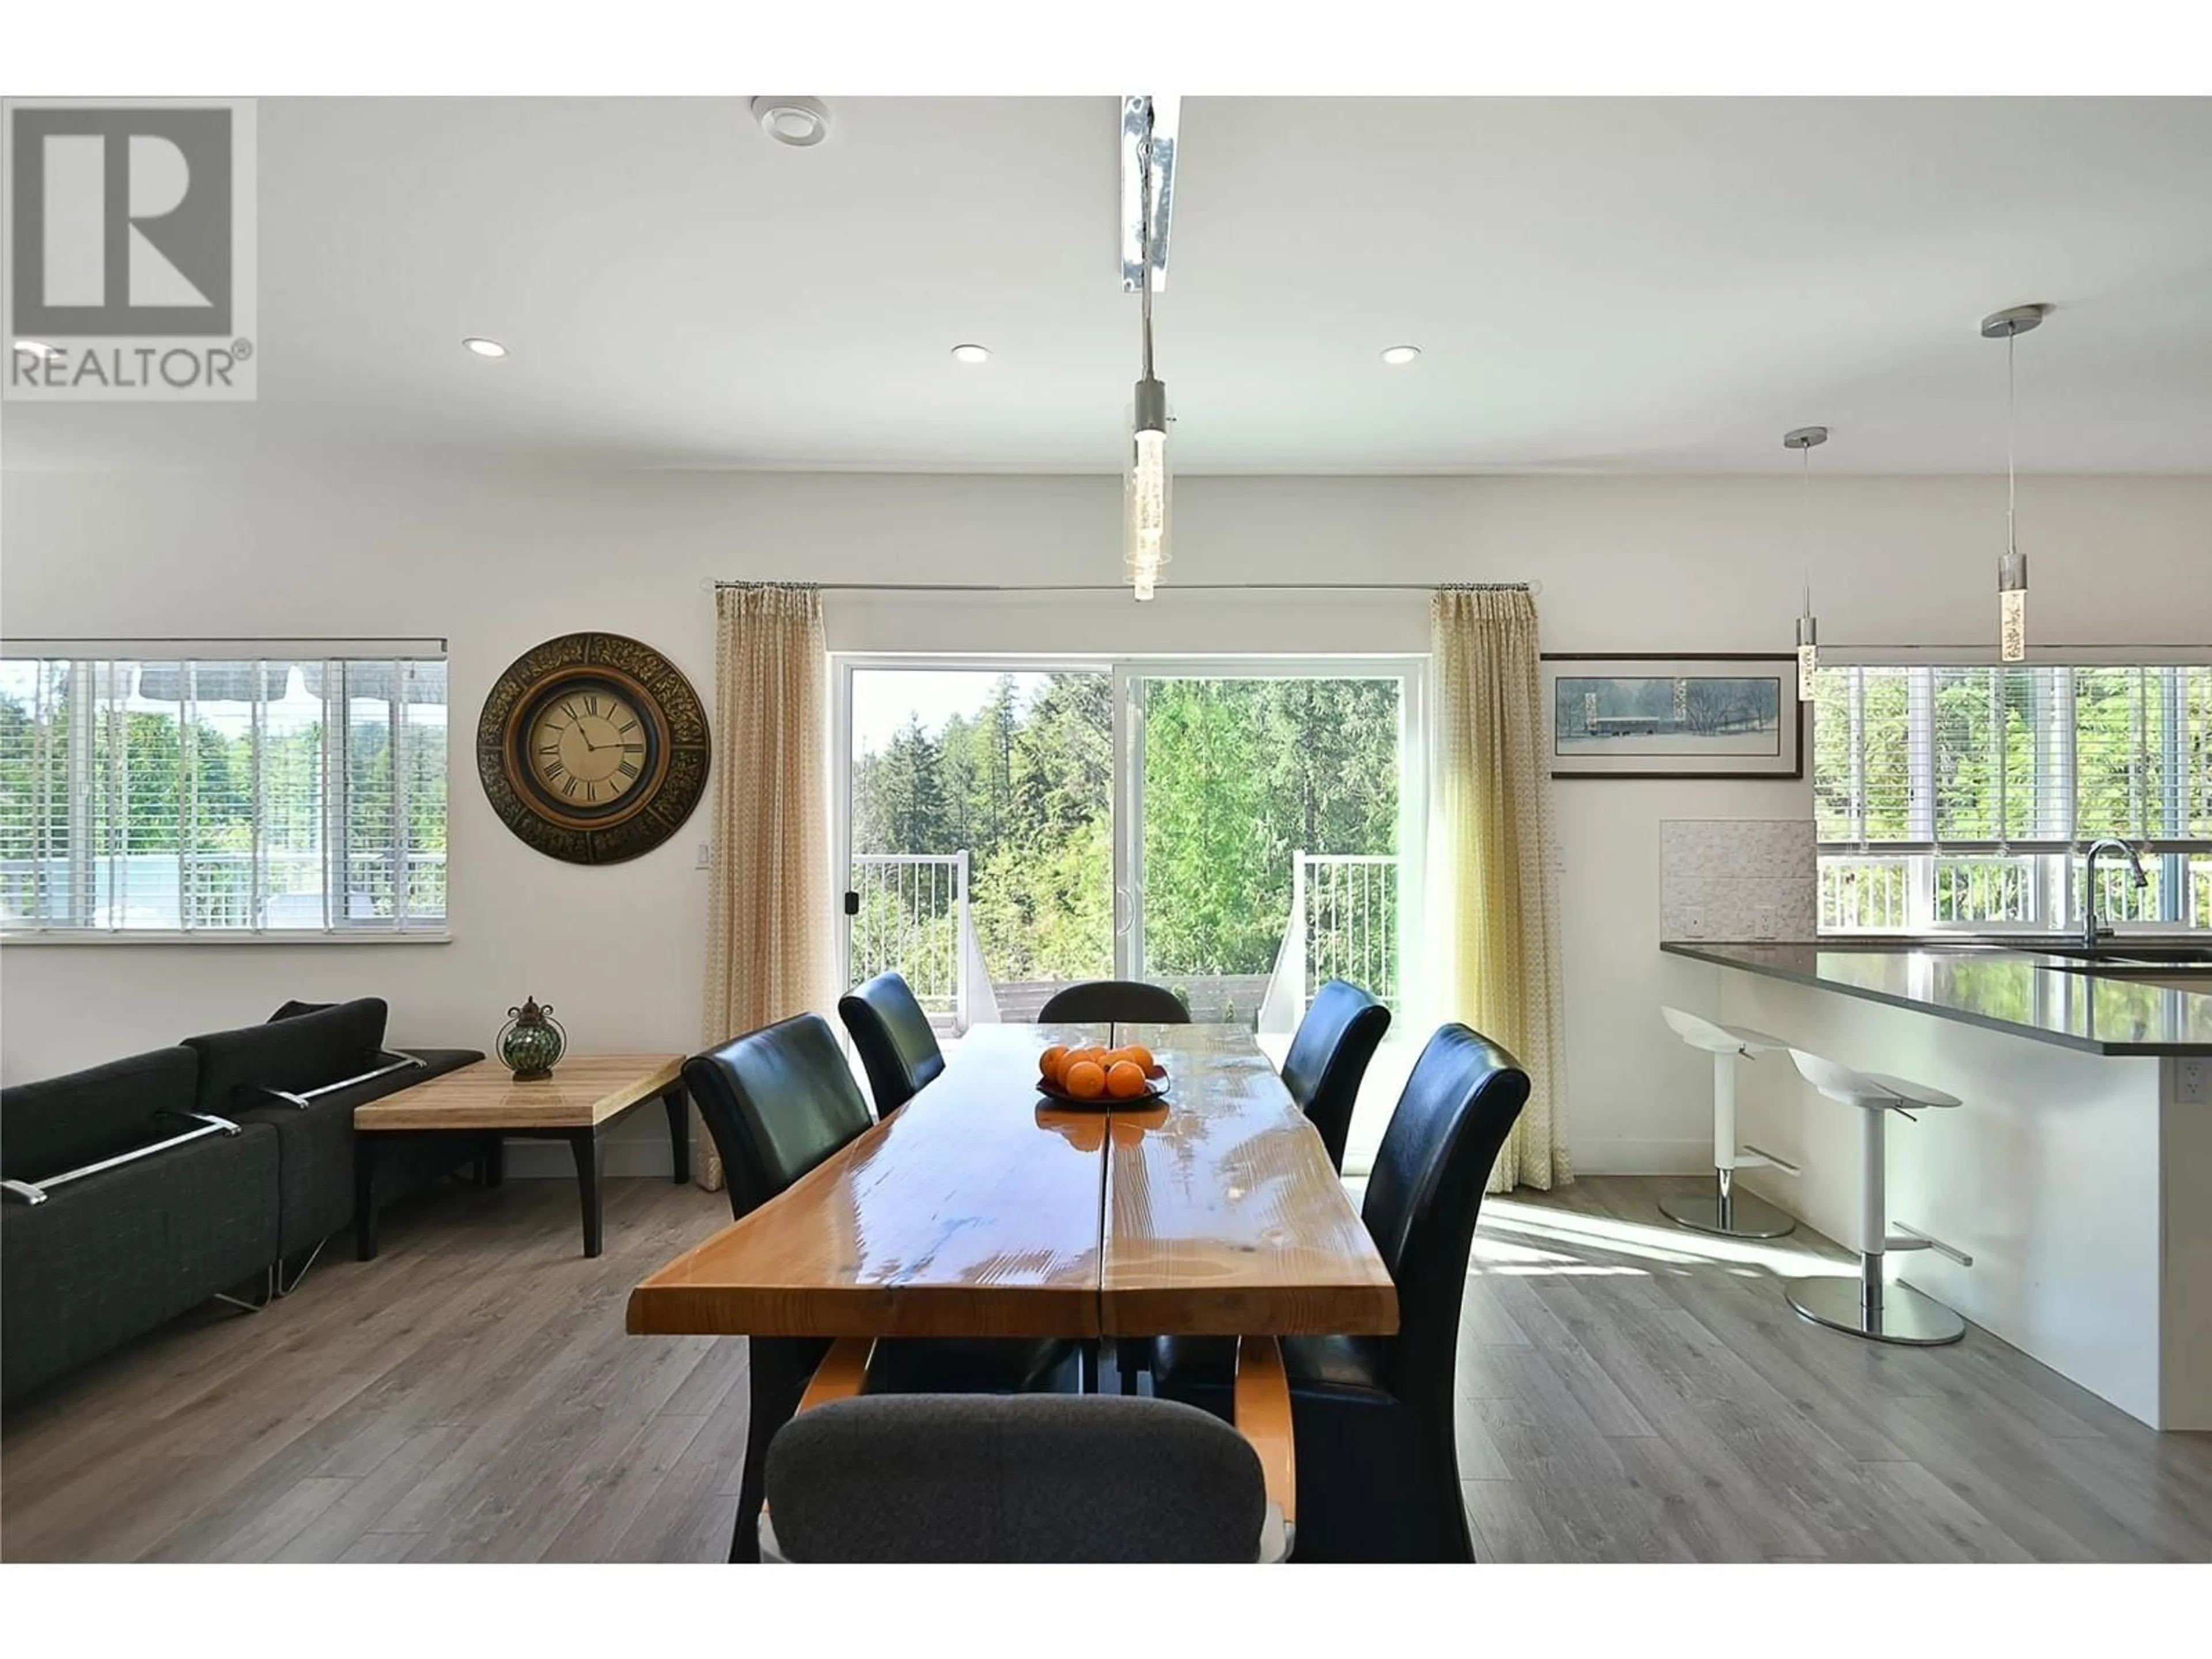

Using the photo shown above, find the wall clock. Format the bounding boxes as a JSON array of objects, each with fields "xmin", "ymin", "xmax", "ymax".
[{"xmin": 477, "ymin": 632, "xmax": 710, "ymax": 865}]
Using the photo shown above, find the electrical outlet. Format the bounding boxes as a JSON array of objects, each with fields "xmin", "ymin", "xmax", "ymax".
[
  {"xmin": 1753, "ymin": 905, "xmax": 1781, "ymax": 940},
  {"xmin": 695, "ymin": 842, "xmax": 711, "ymax": 870},
  {"xmin": 2178, "ymin": 1057, "xmax": 2210, "ymax": 1107}
]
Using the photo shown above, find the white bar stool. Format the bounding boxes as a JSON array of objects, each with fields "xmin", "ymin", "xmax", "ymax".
[
  {"xmin": 1785, "ymin": 1049, "xmax": 1975, "ymax": 1346},
  {"xmin": 1658, "ymin": 1007, "xmax": 1803, "ymax": 1238}
]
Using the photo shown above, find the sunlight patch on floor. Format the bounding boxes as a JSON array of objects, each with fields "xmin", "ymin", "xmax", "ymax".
[
  {"xmin": 1467, "ymin": 1234, "xmax": 1651, "ymax": 1277},
  {"xmin": 1476, "ymin": 1197, "xmax": 1853, "ymax": 1281}
]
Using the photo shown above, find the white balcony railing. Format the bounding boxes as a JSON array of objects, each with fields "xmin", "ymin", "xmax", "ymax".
[
  {"xmin": 849, "ymin": 849, "xmax": 1397, "ymax": 1035},
  {"xmin": 847, "ymin": 852, "xmax": 996, "ymax": 1031},
  {"xmin": 1259, "ymin": 851, "xmax": 1401, "ymax": 1032}
]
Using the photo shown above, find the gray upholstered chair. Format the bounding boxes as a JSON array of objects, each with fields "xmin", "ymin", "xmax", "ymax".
[
  {"xmin": 760, "ymin": 1336, "xmax": 1296, "ymax": 1562},
  {"xmin": 1035, "ymin": 979, "xmax": 1191, "ymax": 1025}
]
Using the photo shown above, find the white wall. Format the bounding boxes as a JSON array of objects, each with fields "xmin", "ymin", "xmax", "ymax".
[{"xmin": 4, "ymin": 470, "xmax": 2208, "ymax": 1175}]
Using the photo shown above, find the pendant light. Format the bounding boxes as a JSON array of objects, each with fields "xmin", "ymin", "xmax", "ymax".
[
  {"xmin": 1982, "ymin": 304, "xmax": 2048, "ymax": 662},
  {"xmin": 1783, "ymin": 425, "xmax": 1828, "ymax": 701},
  {"xmin": 1124, "ymin": 98, "xmax": 1170, "ymax": 602}
]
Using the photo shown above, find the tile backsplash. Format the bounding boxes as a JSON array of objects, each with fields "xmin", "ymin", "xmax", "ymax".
[{"xmin": 1661, "ymin": 819, "xmax": 1817, "ymax": 941}]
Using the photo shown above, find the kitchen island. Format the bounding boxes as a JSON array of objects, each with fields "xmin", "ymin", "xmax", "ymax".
[{"xmin": 1661, "ymin": 940, "xmax": 2211, "ymax": 1430}]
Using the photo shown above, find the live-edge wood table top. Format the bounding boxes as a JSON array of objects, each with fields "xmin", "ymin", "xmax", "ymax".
[
  {"xmin": 353, "ymin": 1054, "xmax": 684, "ymax": 1132},
  {"xmin": 626, "ymin": 1023, "xmax": 1396, "ymax": 1341},
  {"xmin": 1100, "ymin": 1023, "xmax": 1399, "ymax": 1336}
]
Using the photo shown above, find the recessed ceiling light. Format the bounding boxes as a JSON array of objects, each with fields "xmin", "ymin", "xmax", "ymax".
[
  {"xmin": 950, "ymin": 343, "xmax": 991, "ymax": 365},
  {"xmin": 752, "ymin": 96, "xmax": 831, "ymax": 148},
  {"xmin": 1380, "ymin": 345, "xmax": 1422, "ymax": 366},
  {"xmin": 14, "ymin": 339, "xmax": 57, "ymax": 358},
  {"xmin": 462, "ymin": 336, "xmax": 508, "ymax": 358}
]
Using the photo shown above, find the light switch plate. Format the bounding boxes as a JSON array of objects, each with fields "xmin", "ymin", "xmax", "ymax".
[{"xmin": 695, "ymin": 842, "xmax": 712, "ymax": 870}]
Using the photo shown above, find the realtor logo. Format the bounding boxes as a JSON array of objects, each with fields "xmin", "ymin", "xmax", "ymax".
[{"xmin": 3, "ymin": 99, "xmax": 256, "ymax": 400}]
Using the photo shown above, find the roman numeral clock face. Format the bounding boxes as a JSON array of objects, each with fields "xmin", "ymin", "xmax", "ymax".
[
  {"xmin": 530, "ymin": 688, "xmax": 646, "ymax": 809},
  {"xmin": 478, "ymin": 634, "xmax": 711, "ymax": 866}
]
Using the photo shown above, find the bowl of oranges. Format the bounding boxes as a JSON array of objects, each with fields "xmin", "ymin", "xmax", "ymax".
[{"xmin": 1035, "ymin": 1041, "xmax": 1167, "ymax": 1107}]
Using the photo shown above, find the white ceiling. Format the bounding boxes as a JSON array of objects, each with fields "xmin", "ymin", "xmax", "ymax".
[{"xmin": 9, "ymin": 96, "xmax": 2212, "ymax": 474}]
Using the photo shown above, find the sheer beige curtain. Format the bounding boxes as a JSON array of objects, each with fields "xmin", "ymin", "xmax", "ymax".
[
  {"xmin": 698, "ymin": 584, "xmax": 834, "ymax": 1191},
  {"xmin": 1430, "ymin": 588, "xmax": 1570, "ymax": 1192}
]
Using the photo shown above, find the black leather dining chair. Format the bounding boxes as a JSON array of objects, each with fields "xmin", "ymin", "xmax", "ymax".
[
  {"xmin": 683, "ymin": 1013, "xmax": 1077, "ymax": 1561},
  {"xmin": 1150, "ymin": 1022, "xmax": 1531, "ymax": 1562},
  {"xmin": 1281, "ymin": 979, "xmax": 1392, "ymax": 1173},
  {"xmin": 836, "ymin": 971, "xmax": 945, "ymax": 1116},
  {"xmin": 1036, "ymin": 979, "xmax": 1191, "ymax": 1025}
]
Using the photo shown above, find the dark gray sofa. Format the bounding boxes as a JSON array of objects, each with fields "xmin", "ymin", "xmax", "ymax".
[
  {"xmin": 1, "ymin": 1000, "xmax": 483, "ymax": 1405},
  {"xmin": 1, "ymin": 1047, "xmax": 279, "ymax": 1405},
  {"xmin": 185, "ymin": 998, "xmax": 483, "ymax": 1264}
]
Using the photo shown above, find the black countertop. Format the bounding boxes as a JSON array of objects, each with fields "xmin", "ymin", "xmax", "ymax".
[{"xmin": 1661, "ymin": 941, "xmax": 2212, "ymax": 1056}]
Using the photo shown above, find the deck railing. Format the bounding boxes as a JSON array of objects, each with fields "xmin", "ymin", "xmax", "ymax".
[
  {"xmin": 846, "ymin": 852, "xmax": 995, "ymax": 1030},
  {"xmin": 1259, "ymin": 852, "xmax": 1402, "ymax": 1032}
]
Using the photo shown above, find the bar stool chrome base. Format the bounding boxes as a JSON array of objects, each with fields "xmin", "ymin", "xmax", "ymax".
[
  {"xmin": 1785, "ymin": 1272, "xmax": 1965, "ymax": 1347},
  {"xmin": 1661, "ymin": 1179, "xmax": 1797, "ymax": 1240}
]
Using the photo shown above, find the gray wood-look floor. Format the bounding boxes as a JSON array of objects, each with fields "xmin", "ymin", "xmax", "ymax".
[{"xmin": 3, "ymin": 1173, "xmax": 2207, "ymax": 1562}]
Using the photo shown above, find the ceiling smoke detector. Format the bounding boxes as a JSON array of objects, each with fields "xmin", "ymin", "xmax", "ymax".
[{"xmin": 752, "ymin": 97, "xmax": 831, "ymax": 148}]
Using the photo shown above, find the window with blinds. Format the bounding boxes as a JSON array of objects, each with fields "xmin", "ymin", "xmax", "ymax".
[
  {"xmin": 0, "ymin": 656, "xmax": 448, "ymax": 935},
  {"xmin": 1812, "ymin": 662, "xmax": 2212, "ymax": 933}
]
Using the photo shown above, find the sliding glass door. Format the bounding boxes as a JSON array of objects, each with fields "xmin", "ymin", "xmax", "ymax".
[
  {"xmin": 842, "ymin": 665, "xmax": 1114, "ymax": 1025},
  {"xmin": 836, "ymin": 657, "xmax": 1422, "ymax": 1036},
  {"xmin": 1118, "ymin": 666, "xmax": 1418, "ymax": 1028}
]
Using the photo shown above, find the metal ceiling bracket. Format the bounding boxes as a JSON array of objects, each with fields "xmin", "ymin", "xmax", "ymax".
[{"xmin": 1120, "ymin": 95, "xmax": 1179, "ymax": 293}]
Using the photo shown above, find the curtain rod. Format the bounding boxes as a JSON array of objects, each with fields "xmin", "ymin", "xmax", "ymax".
[{"xmin": 707, "ymin": 579, "xmax": 1539, "ymax": 595}]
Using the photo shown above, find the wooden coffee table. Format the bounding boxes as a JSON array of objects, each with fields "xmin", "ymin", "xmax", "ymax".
[{"xmin": 353, "ymin": 1054, "xmax": 689, "ymax": 1260}]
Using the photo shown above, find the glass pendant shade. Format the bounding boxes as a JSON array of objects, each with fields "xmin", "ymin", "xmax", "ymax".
[
  {"xmin": 1796, "ymin": 613, "xmax": 1819, "ymax": 702},
  {"xmin": 1998, "ymin": 550, "xmax": 2028, "ymax": 662},
  {"xmin": 1124, "ymin": 378, "xmax": 1170, "ymax": 601}
]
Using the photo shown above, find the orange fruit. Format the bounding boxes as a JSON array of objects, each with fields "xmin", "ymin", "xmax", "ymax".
[
  {"xmin": 1105, "ymin": 1059, "xmax": 1149, "ymax": 1099},
  {"xmin": 1119, "ymin": 1044, "xmax": 1155, "ymax": 1071},
  {"xmin": 1063, "ymin": 1059, "xmax": 1107, "ymax": 1100},
  {"xmin": 1039, "ymin": 1044, "xmax": 1070, "ymax": 1084}
]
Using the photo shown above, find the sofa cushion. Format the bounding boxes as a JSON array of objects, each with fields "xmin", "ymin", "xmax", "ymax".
[
  {"xmin": 268, "ymin": 999, "xmax": 335, "ymax": 1021},
  {"xmin": 0, "ymin": 1047, "xmax": 200, "ymax": 1183},
  {"xmin": 235, "ymin": 1046, "xmax": 485, "ymax": 1256},
  {"xmin": 183, "ymin": 997, "xmax": 389, "ymax": 1114},
  {"xmin": 1, "ymin": 1120, "xmax": 280, "ymax": 1404}
]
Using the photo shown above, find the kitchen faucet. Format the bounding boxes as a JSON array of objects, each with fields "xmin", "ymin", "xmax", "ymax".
[{"xmin": 2081, "ymin": 836, "xmax": 2149, "ymax": 950}]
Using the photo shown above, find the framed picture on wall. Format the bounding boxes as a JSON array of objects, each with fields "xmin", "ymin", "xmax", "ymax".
[{"xmin": 1540, "ymin": 653, "xmax": 1805, "ymax": 779}]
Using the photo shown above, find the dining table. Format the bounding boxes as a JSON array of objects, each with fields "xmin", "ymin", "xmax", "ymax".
[{"xmin": 626, "ymin": 1020, "xmax": 1397, "ymax": 1560}]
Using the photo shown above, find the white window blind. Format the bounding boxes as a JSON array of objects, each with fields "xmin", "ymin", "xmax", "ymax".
[
  {"xmin": 1813, "ymin": 662, "xmax": 2212, "ymax": 933},
  {"xmin": 0, "ymin": 654, "xmax": 449, "ymax": 935}
]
